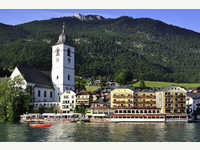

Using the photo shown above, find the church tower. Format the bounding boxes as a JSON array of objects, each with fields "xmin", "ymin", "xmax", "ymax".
[{"xmin": 51, "ymin": 24, "xmax": 75, "ymax": 101}]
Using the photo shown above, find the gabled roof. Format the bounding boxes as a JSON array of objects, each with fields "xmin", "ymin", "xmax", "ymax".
[{"xmin": 17, "ymin": 67, "xmax": 53, "ymax": 88}]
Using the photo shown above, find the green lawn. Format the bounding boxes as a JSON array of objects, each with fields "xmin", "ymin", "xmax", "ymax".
[
  {"xmin": 85, "ymin": 85, "xmax": 100, "ymax": 92},
  {"xmin": 132, "ymin": 81, "xmax": 200, "ymax": 89}
]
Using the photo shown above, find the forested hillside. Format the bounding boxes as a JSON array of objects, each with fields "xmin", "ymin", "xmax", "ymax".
[{"xmin": 1, "ymin": 14, "xmax": 200, "ymax": 83}]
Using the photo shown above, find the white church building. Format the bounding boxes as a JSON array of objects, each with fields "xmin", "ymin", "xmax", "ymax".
[{"xmin": 10, "ymin": 24, "xmax": 75, "ymax": 111}]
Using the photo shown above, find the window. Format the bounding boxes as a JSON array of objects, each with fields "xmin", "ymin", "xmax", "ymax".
[
  {"xmin": 57, "ymin": 76, "xmax": 59, "ymax": 80},
  {"xmin": 68, "ymin": 74, "xmax": 70, "ymax": 80},
  {"xmin": 50, "ymin": 91, "xmax": 53, "ymax": 98},
  {"xmin": 64, "ymin": 95, "xmax": 69, "ymax": 99},
  {"xmin": 44, "ymin": 91, "xmax": 47, "ymax": 97},
  {"xmin": 38, "ymin": 90, "xmax": 41, "ymax": 97},
  {"xmin": 68, "ymin": 58, "xmax": 71, "ymax": 63},
  {"xmin": 56, "ymin": 48, "xmax": 60, "ymax": 56},
  {"xmin": 67, "ymin": 48, "xmax": 71, "ymax": 56}
]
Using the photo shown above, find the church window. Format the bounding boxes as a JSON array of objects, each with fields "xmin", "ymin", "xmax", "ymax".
[
  {"xmin": 44, "ymin": 91, "xmax": 47, "ymax": 97},
  {"xmin": 68, "ymin": 74, "xmax": 70, "ymax": 80},
  {"xmin": 50, "ymin": 91, "xmax": 53, "ymax": 98},
  {"xmin": 38, "ymin": 90, "xmax": 41, "ymax": 97},
  {"xmin": 56, "ymin": 48, "xmax": 60, "ymax": 56},
  {"xmin": 67, "ymin": 48, "xmax": 71, "ymax": 56}
]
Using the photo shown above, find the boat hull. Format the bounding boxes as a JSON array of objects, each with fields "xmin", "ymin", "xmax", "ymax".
[{"xmin": 29, "ymin": 124, "xmax": 52, "ymax": 127}]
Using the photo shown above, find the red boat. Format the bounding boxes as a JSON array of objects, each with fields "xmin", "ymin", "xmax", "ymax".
[{"xmin": 29, "ymin": 123, "xmax": 52, "ymax": 127}]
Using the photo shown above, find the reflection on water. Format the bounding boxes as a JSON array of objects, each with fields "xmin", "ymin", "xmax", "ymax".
[{"xmin": 0, "ymin": 122, "xmax": 200, "ymax": 142}]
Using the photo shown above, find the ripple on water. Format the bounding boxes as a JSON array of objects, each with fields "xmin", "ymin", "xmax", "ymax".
[{"xmin": 0, "ymin": 122, "xmax": 200, "ymax": 142}]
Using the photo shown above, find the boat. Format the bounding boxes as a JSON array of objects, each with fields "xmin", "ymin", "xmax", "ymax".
[{"xmin": 29, "ymin": 123, "xmax": 52, "ymax": 127}]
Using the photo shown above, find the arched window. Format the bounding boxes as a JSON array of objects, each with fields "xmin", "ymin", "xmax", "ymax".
[
  {"xmin": 38, "ymin": 90, "xmax": 41, "ymax": 97},
  {"xmin": 44, "ymin": 91, "xmax": 47, "ymax": 97},
  {"xmin": 56, "ymin": 48, "xmax": 60, "ymax": 56},
  {"xmin": 50, "ymin": 91, "xmax": 53, "ymax": 98},
  {"xmin": 67, "ymin": 48, "xmax": 71, "ymax": 56},
  {"xmin": 68, "ymin": 74, "xmax": 70, "ymax": 80},
  {"xmin": 57, "ymin": 76, "xmax": 59, "ymax": 80}
]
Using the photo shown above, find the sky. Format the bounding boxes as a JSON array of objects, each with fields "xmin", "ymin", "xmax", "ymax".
[{"xmin": 1, "ymin": 9, "xmax": 200, "ymax": 33}]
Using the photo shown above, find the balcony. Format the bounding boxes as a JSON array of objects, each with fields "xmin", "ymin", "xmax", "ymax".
[
  {"xmin": 113, "ymin": 100, "xmax": 134, "ymax": 104},
  {"xmin": 76, "ymin": 97, "xmax": 89, "ymax": 100},
  {"xmin": 112, "ymin": 106, "xmax": 135, "ymax": 109},
  {"xmin": 165, "ymin": 106, "xmax": 173, "ymax": 110},
  {"xmin": 133, "ymin": 95, "xmax": 156, "ymax": 98},
  {"xmin": 135, "ymin": 101, "xmax": 156, "ymax": 104},
  {"xmin": 177, "ymin": 106, "xmax": 185, "ymax": 109},
  {"xmin": 91, "ymin": 106, "xmax": 110, "ymax": 109},
  {"xmin": 113, "ymin": 101, "xmax": 126, "ymax": 103},
  {"xmin": 113, "ymin": 94, "xmax": 133, "ymax": 98},
  {"xmin": 177, "ymin": 94, "xmax": 185, "ymax": 97},
  {"xmin": 76, "ymin": 102, "xmax": 89, "ymax": 105},
  {"xmin": 165, "ymin": 94, "xmax": 174, "ymax": 97},
  {"xmin": 177, "ymin": 100, "xmax": 185, "ymax": 103}
]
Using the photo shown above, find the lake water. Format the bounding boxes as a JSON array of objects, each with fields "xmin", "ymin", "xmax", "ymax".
[{"xmin": 0, "ymin": 122, "xmax": 200, "ymax": 142}]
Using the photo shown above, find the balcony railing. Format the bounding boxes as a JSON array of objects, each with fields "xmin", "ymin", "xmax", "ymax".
[
  {"xmin": 136, "ymin": 101, "xmax": 156, "ymax": 104},
  {"xmin": 133, "ymin": 95, "xmax": 156, "ymax": 98},
  {"xmin": 76, "ymin": 102, "xmax": 89, "ymax": 105},
  {"xmin": 113, "ymin": 101, "xmax": 134, "ymax": 104},
  {"xmin": 177, "ymin": 100, "xmax": 185, "ymax": 103},
  {"xmin": 165, "ymin": 106, "xmax": 173, "ymax": 110},
  {"xmin": 113, "ymin": 94, "xmax": 133, "ymax": 98},
  {"xmin": 165, "ymin": 94, "xmax": 185, "ymax": 98},
  {"xmin": 177, "ymin": 106, "xmax": 185, "ymax": 109},
  {"xmin": 76, "ymin": 98, "xmax": 89, "ymax": 100}
]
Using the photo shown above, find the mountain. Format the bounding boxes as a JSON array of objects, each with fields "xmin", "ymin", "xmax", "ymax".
[
  {"xmin": 1, "ymin": 14, "xmax": 200, "ymax": 83},
  {"xmin": 74, "ymin": 13, "xmax": 105, "ymax": 21},
  {"xmin": 0, "ymin": 23, "xmax": 29, "ymax": 44}
]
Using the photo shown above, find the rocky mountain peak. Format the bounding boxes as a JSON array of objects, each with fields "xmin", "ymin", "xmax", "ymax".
[{"xmin": 74, "ymin": 13, "xmax": 104, "ymax": 21}]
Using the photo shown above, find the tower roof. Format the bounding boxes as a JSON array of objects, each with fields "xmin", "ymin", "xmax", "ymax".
[{"xmin": 56, "ymin": 23, "xmax": 68, "ymax": 45}]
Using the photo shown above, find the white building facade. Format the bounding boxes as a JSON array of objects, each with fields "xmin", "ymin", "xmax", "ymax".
[
  {"xmin": 10, "ymin": 24, "xmax": 75, "ymax": 113},
  {"xmin": 59, "ymin": 90, "xmax": 76, "ymax": 113},
  {"xmin": 51, "ymin": 24, "xmax": 75, "ymax": 101}
]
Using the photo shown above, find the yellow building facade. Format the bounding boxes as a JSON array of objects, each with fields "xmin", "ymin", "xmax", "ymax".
[
  {"xmin": 156, "ymin": 86, "xmax": 187, "ymax": 114},
  {"xmin": 134, "ymin": 91, "xmax": 156, "ymax": 109},
  {"xmin": 111, "ymin": 88, "xmax": 134, "ymax": 109}
]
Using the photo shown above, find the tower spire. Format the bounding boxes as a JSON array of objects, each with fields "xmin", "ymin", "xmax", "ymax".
[
  {"xmin": 62, "ymin": 23, "xmax": 65, "ymax": 34},
  {"xmin": 56, "ymin": 23, "xmax": 67, "ymax": 44}
]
